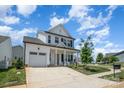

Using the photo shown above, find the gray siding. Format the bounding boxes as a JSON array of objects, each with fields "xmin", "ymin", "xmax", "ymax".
[{"xmin": 12, "ymin": 46, "xmax": 23, "ymax": 60}]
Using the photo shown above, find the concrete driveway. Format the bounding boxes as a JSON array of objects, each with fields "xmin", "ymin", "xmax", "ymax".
[{"xmin": 26, "ymin": 67, "xmax": 116, "ymax": 88}]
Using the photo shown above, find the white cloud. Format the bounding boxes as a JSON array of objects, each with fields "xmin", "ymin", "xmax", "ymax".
[
  {"xmin": 86, "ymin": 26, "xmax": 110, "ymax": 45},
  {"xmin": 0, "ymin": 16, "xmax": 20, "ymax": 25},
  {"xmin": 50, "ymin": 17, "xmax": 69, "ymax": 27},
  {"xmin": 17, "ymin": 5, "xmax": 37, "ymax": 17},
  {"xmin": 74, "ymin": 38, "xmax": 81, "ymax": 49},
  {"xmin": 0, "ymin": 5, "xmax": 13, "ymax": 17},
  {"xmin": 69, "ymin": 5, "xmax": 118, "ymax": 32},
  {"xmin": 104, "ymin": 42, "xmax": 114, "ymax": 48},
  {"xmin": 68, "ymin": 5, "xmax": 92, "ymax": 18},
  {"xmin": 0, "ymin": 25, "xmax": 37, "ymax": 45},
  {"xmin": 50, "ymin": 5, "xmax": 92, "ymax": 28}
]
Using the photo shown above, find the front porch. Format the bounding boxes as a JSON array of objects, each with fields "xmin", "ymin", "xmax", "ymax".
[{"xmin": 49, "ymin": 48, "xmax": 79, "ymax": 66}]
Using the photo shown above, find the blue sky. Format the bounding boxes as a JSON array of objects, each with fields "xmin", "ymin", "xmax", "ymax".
[{"xmin": 0, "ymin": 5, "xmax": 124, "ymax": 55}]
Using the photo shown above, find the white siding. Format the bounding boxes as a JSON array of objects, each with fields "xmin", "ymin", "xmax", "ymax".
[
  {"xmin": 0, "ymin": 38, "xmax": 12, "ymax": 68},
  {"xmin": 49, "ymin": 24, "xmax": 71, "ymax": 37},
  {"xmin": 37, "ymin": 32, "xmax": 47, "ymax": 43},
  {"xmin": 25, "ymin": 43, "xmax": 50, "ymax": 66},
  {"xmin": 38, "ymin": 32, "xmax": 74, "ymax": 47}
]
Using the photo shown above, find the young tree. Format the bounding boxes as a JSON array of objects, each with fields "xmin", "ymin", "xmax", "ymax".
[
  {"xmin": 96, "ymin": 53, "xmax": 104, "ymax": 63},
  {"xmin": 109, "ymin": 56, "xmax": 119, "ymax": 63},
  {"xmin": 102, "ymin": 56, "xmax": 109, "ymax": 64},
  {"xmin": 80, "ymin": 35, "xmax": 94, "ymax": 64}
]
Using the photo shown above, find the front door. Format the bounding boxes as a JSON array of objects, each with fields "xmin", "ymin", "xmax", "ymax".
[
  {"xmin": 57, "ymin": 54, "xmax": 59, "ymax": 66},
  {"xmin": 61, "ymin": 54, "xmax": 64, "ymax": 65}
]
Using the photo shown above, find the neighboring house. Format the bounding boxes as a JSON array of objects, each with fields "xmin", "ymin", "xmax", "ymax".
[
  {"xmin": 105, "ymin": 53, "xmax": 116, "ymax": 57},
  {"xmin": 106, "ymin": 51, "xmax": 124, "ymax": 62},
  {"xmin": 12, "ymin": 45, "xmax": 23, "ymax": 60},
  {"xmin": 113, "ymin": 51, "xmax": 124, "ymax": 62},
  {"xmin": 23, "ymin": 24, "xmax": 79, "ymax": 67},
  {"xmin": 0, "ymin": 35, "xmax": 12, "ymax": 69}
]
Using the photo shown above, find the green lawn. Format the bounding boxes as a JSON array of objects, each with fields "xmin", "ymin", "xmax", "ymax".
[
  {"xmin": 100, "ymin": 70, "xmax": 124, "ymax": 82},
  {"xmin": 0, "ymin": 67, "xmax": 26, "ymax": 88},
  {"xmin": 68, "ymin": 64, "xmax": 111, "ymax": 75}
]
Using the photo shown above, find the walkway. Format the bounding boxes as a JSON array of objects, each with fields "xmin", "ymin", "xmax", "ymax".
[{"xmin": 89, "ymin": 69, "xmax": 121, "ymax": 78}]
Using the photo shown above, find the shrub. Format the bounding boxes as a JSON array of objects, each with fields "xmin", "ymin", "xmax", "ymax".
[
  {"xmin": 12, "ymin": 59, "xmax": 17, "ymax": 67},
  {"xmin": 15, "ymin": 58, "xmax": 24, "ymax": 69},
  {"xmin": 83, "ymin": 65, "xmax": 110, "ymax": 72}
]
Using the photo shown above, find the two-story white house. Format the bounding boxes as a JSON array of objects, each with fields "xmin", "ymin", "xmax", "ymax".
[
  {"xmin": 23, "ymin": 24, "xmax": 79, "ymax": 67},
  {"xmin": 0, "ymin": 35, "xmax": 12, "ymax": 69}
]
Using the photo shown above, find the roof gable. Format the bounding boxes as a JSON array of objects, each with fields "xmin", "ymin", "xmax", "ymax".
[{"xmin": 48, "ymin": 24, "xmax": 72, "ymax": 38}]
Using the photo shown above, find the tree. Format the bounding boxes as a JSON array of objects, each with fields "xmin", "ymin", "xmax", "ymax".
[
  {"xmin": 80, "ymin": 35, "xmax": 94, "ymax": 64},
  {"xmin": 102, "ymin": 56, "xmax": 109, "ymax": 64},
  {"xmin": 96, "ymin": 53, "xmax": 104, "ymax": 63},
  {"xmin": 109, "ymin": 56, "xmax": 119, "ymax": 63}
]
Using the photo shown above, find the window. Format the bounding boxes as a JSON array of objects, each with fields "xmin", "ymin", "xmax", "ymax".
[
  {"xmin": 55, "ymin": 37, "xmax": 59, "ymax": 43},
  {"xmin": 63, "ymin": 39, "xmax": 66, "ymax": 45},
  {"xmin": 61, "ymin": 38, "xmax": 63, "ymax": 42},
  {"xmin": 30, "ymin": 52, "xmax": 37, "ymax": 55},
  {"xmin": 68, "ymin": 40, "xmax": 71, "ymax": 47},
  {"xmin": 68, "ymin": 55, "xmax": 73, "ymax": 62},
  {"xmin": 48, "ymin": 35, "xmax": 51, "ymax": 43},
  {"xmin": 39, "ymin": 53, "xmax": 46, "ymax": 55},
  {"xmin": 67, "ymin": 40, "xmax": 73, "ymax": 47},
  {"xmin": 70, "ymin": 40, "xmax": 73, "ymax": 47},
  {"xmin": 61, "ymin": 54, "xmax": 64, "ymax": 62}
]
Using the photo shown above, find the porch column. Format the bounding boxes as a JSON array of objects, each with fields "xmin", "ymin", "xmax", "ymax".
[
  {"xmin": 55, "ymin": 49, "xmax": 57, "ymax": 66},
  {"xmin": 64, "ymin": 50, "xmax": 66, "ymax": 66},
  {"xmin": 72, "ymin": 52, "xmax": 74, "ymax": 64},
  {"xmin": 66, "ymin": 52, "xmax": 68, "ymax": 64},
  {"xmin": 76, "ymin": 51, "xmax": 78, "ymax": 63}
]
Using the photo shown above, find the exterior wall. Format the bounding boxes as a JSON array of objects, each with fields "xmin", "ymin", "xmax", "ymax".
[
  {"xmin": 116, "ymin": 54, "xmax": 124, "ymax": 62},
  {"xmin": 0, "ymin": 38, "xmax": 12, "ymax": 69},
  {"xmin": 12, "ymin": 46, "xmax": 23, "ymax": 60},
  {"xmin": 37, "ymin": 32, "xmax": 74, "ymax": 48},
  {"xmin": 25, "ymin": 43, "xmax": 50, "ymax": 66},
  {"xmin": 37, "ymin": 32, "xmax": 47, "ymax": 43}
]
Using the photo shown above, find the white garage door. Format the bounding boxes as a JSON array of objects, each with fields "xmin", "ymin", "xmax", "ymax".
[{"xmin": 29, "ymin": 52, "xmax": 47, "ymax": 67}]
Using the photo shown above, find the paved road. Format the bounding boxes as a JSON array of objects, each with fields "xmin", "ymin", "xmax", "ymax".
[{"xmin": 25, "ymin": 67, "xmax": 116, "ymax": 88}]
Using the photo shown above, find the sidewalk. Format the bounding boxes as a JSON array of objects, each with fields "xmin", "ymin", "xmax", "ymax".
[{"xmin": 89, "ymin": 69, "xmax": 121, "ymax": 78}]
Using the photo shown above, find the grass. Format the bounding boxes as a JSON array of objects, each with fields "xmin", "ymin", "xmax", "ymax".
[
  {"xmin": 100, "ymin": 70, "xmax": 124, "ymax": 82},
  {"xmin": 0, "ymin": 67, "xmax": 26, "ymax": 88},
  {"xmin": 68, "ymin": 64, "xmax": 111, "ymax": 75}
]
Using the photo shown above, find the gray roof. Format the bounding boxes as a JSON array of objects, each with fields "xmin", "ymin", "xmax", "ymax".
[
  {"xmin": 23, "ymin": 36, "xmax": 79, "ymax": 51},
  {"xmin": 12, "ymin": 45, "xmax": 23, "ymax": 48},
  {"xmin": 47, "ymin": 24, "xmax": 74, "ymax": 39},
  {"xmin": 0, "ymin": 35, "xmax": 9, "ymax": 43},
  {"xmin": 105, "ymin": 53, "xmax": 116, "ymax": 57},
  {"xmin": 113, "ymin": 51, "xmax": 124, "ymax": 56},
  {"xmin": 23, "ymin": 36, "xmax": 44, "ymax": 45}
]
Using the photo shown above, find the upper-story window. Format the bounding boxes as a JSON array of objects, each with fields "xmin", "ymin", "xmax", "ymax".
[
  {"xmin": 61, "ymin": 38, "xmax": 63, "ymax": 42},
  {"xmin": 70, "ymin": 40, "xmax": 73, "ymax": 47},
  {"xmin": 55, "ymin": 37, "xmax": 59, "ymax": 43},
  {"xmin": 63, "ymin": 39, "xmax": 66, "ymax": 46},
  {"xmin": 67, "ymin": 40, "xmax": 73, "ymax": 47},
  {"xmin": 48, "ymin": 35, "xmax": 51, "ymax": 43}
]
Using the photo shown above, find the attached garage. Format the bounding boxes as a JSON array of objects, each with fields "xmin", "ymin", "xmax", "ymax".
[{"xmin": 29, "ymin": 52, "xmax": 47, "ymax": 67}]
